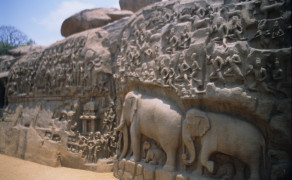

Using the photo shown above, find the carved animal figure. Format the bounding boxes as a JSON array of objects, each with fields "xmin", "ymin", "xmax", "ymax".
[
  {"xmin": 182, "ymin": 108, "xmax": 265, "ymax": 180},
  {"xmin": 143, "ymin": 141, "xmax": 166, "ymax": 165},
  {"xmin": 115, "ymin": 91, "xmax": 182, "ymax": 171}
]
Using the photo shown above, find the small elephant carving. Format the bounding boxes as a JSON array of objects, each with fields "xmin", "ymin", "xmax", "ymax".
[
  {"xmin": 182, "ymin": 108, "xmax": 265, "ymax": 180},
  {"xmin": 142, "ymin": 141, "xmax": 166, "ymax": 165}
]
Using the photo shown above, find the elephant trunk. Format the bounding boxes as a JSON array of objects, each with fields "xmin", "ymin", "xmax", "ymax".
[
  {"xmin": 182, "ymin": 125, "xmax": 196, "ymax": 165},
  {"xmin": 115, "ymin": 109, "xmax": 128, "ymax": 160},
  {"xmin": 115, "ymin": 108, "xmax": 125, "ymax": 131},
  {"xmin": 118, "ymin": 125, "xmax": 128, "ymax": 160}
]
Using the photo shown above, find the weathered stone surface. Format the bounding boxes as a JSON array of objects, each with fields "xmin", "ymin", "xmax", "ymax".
[
  {"xmin": 118, "ymin": 169, "xmax": 124, "ymax": 177},
  {"xmin": 61, "ymin": 8, "xmax": 133, "ymax": 37},
  {"xmin": 156, "ymin": 169, "xmax": 176, "ymax": 180},
  {"xmin": 0, "ymin": 26, "xmax": 118, "ymax": 172},
  {"xmin": 0, "ymin": 0, "xmax": 291, "ymax": 179},
  {"xmin": 123, "ymin": 171, "xmax": 134, "ymax": 180},
  {"xmin": 0, "ymin": 55, "xmax": 15, "ymax": 73},
  {"xmin": 143, "ymin": 166, "xmax": 155, "ymax": 180},
  {"xmin": 119, "ymin": 0, "xmax": 162, "ymax": 12},
  {"xmin": 176, "ymin": 174, "xmax": 188, "ymax": 180},
  {"xmin": 107, "ymin": 10, "xmax": 133, "ymax": 21},
  {"xmin": 125, "ymin": 160, "xmax": 136, "ymax": 175},
  {"xmin": 136, "ymin": 164, "xmax": 143, "ymax": 176},
  {"xmin": 8, "ymin": 45, "xmax": 45, "ymax": 56},
  {"xmin": 134, "ymin": 175, "xmax": 143, "ymax": 180},
  {"xmin": 119, "ymin": 159, "xmax": 127, "ymax": 170}
]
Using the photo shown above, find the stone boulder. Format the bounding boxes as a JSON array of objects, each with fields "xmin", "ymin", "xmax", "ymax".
[
  {"xmin": 61, "ymin": 8, "xmax": 133, "ymax": 37},
  {"xmin": 119, "ymin": 0, "xmax": 162, "ymax": 12}
]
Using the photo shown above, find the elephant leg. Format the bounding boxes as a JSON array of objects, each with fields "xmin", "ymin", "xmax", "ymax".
[
  {"xmin": 163, "ymin": 148, "xmax": 176, "ymax": 172},
  {"xmin": 130, "ymin": 125, "xmax": 141, "ymax": 162},
  {"xmin": 248, "ymin": 158, "xmax": 261, "ymax": 180},
  {"xmin": 200, "ymin": 146, "xmax": 214, "ymax": 173}
]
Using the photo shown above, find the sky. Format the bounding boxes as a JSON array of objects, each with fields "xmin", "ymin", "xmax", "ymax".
[{"xmin": 0, "ymin": 0, "xmax": 120, "ymax": 46}]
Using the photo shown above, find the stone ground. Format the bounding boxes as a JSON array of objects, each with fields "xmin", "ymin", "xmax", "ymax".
[{"xmin": 0, "ymin": 154, "xmax": 117, "ymax": 180}]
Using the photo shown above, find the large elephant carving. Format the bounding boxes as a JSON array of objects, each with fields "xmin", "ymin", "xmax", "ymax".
[
  {"xmin": 182, "ymin": 108, "xmax": 265, "ymax": 180},
  {"xmin": 115, "ymin": 91, "xmax": 182, "ymax": 171}
]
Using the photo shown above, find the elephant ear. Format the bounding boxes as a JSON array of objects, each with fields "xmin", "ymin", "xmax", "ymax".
[
  {"xmin": 187, "ymin": 109, "xmax": 210, "ymax": 137},
  {"xmin": 196, "ymin": 116, "xmax": 210, "ymax": 136}
]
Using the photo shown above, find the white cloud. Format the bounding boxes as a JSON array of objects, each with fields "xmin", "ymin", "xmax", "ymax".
[{"xmin": 40, "ymin": 1, "xmax": 95, "ymax": 32}]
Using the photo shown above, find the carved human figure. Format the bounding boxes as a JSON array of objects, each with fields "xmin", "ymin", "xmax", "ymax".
[
  {"xmin": 254, "ymin": 19, "xmax": 270, "ymax": 48},
  {"xmin": 179, "ymin": 28, "xmax": 191, "ymax": 49},
  {"xmin": 162, "ymin": 65, "xmax": 177, "ymax": 91},
  {"xmin": 175, "ymin": 54, "xmax": 191, "ymax": 83},
  {"xmin": 182, "ymin": 108, "xmax": 265, "ymax": 180},
  {"xmin": 103, "ymin": 108, "xmax": 115, "ymax": 131},
  {"xmin": 93, "ymin": 132, "xmax": 102, "ymax": 163},
  {"xmin": 189, "ymin": 53, "xmax": 202, "ymax": 87},
  {"xmin": 224, "ymin": 53, "xmax": 244, "ymax": 80},
  {"xmin": 207, "ymin": 56, "xmax": 225, "ymax": 84},
  {"xmin": 211, "ymin": 17, "xmax": 228, "ymax": 46},
  {"xmin": 166, "ymin": 27, "xmax": 178, "ymax": 54},
  {"xmin": 246, "ymin": 58, "xmax": 275, "ymax": 94},
  {"xmin": 86, "ymin": 141, "xmax": 95, "ymax": 163},
  {"xmin": 269, "ymin": 58, "xmax": 286, "ymax": 96},
  {"xmin": 226, "ymin": 16, "xmax": 246, "ymax": 41},
  {"xmin": 115, "ymin": 91, "xmax": 182, "ymax": 172},
  {"xmin": 74, "ymin": 61, "xmax": 83, "ymax": 86},
  {"xmin": 109, "ymin": 135, "xmax": 117, "ymax": 157},
  {"xmin": 272, "ymin": 20, "xmax": 284, "ymax": 39}
]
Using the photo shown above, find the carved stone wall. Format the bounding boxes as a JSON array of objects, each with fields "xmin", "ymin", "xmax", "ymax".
[
  {"xmin": 0, "ymin": 0, "xmax": 291, "ymax": 179},
  {"xmin": 0, "ymin": 21, "xmax": 125, "ymax": 171},
  {"xmin": 113, "ymin": 0, "xmax": 291, "ymax": 179}
]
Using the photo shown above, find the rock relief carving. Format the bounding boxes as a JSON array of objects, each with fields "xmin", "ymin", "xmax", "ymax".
[
  {"xmin": 1, "ymin": 0, "xmax": 291, "ymax": 179},
  {"xmin": 115, "ymin": 91, "xmax": 182, "ymax": 172},
  {"xmin": 113, "ymin": 0, "xmax": 291, "ymax": 180}
]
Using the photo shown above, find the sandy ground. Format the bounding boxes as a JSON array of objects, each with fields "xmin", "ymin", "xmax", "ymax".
[{"xmin": 0, "ymin": 154, "xmax": 117, "ymax": 180}]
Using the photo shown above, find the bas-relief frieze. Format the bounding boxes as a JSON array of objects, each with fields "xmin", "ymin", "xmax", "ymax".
[
  {"xmin": 0, "ymin": 0, "xmax": 291, "ymax": 179},
  {"xmin": 113, "ymin": 0, "xmax": 291, "ymax": 180}
]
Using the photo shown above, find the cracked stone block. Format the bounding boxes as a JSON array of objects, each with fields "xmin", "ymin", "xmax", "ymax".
[
  {"xmin": 125, "ymin": 160, "xmax": 136, "ymax": 175},
  {"xmin": 155, "ymin": 169, "xmax": 176, "ymax": 180}
]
